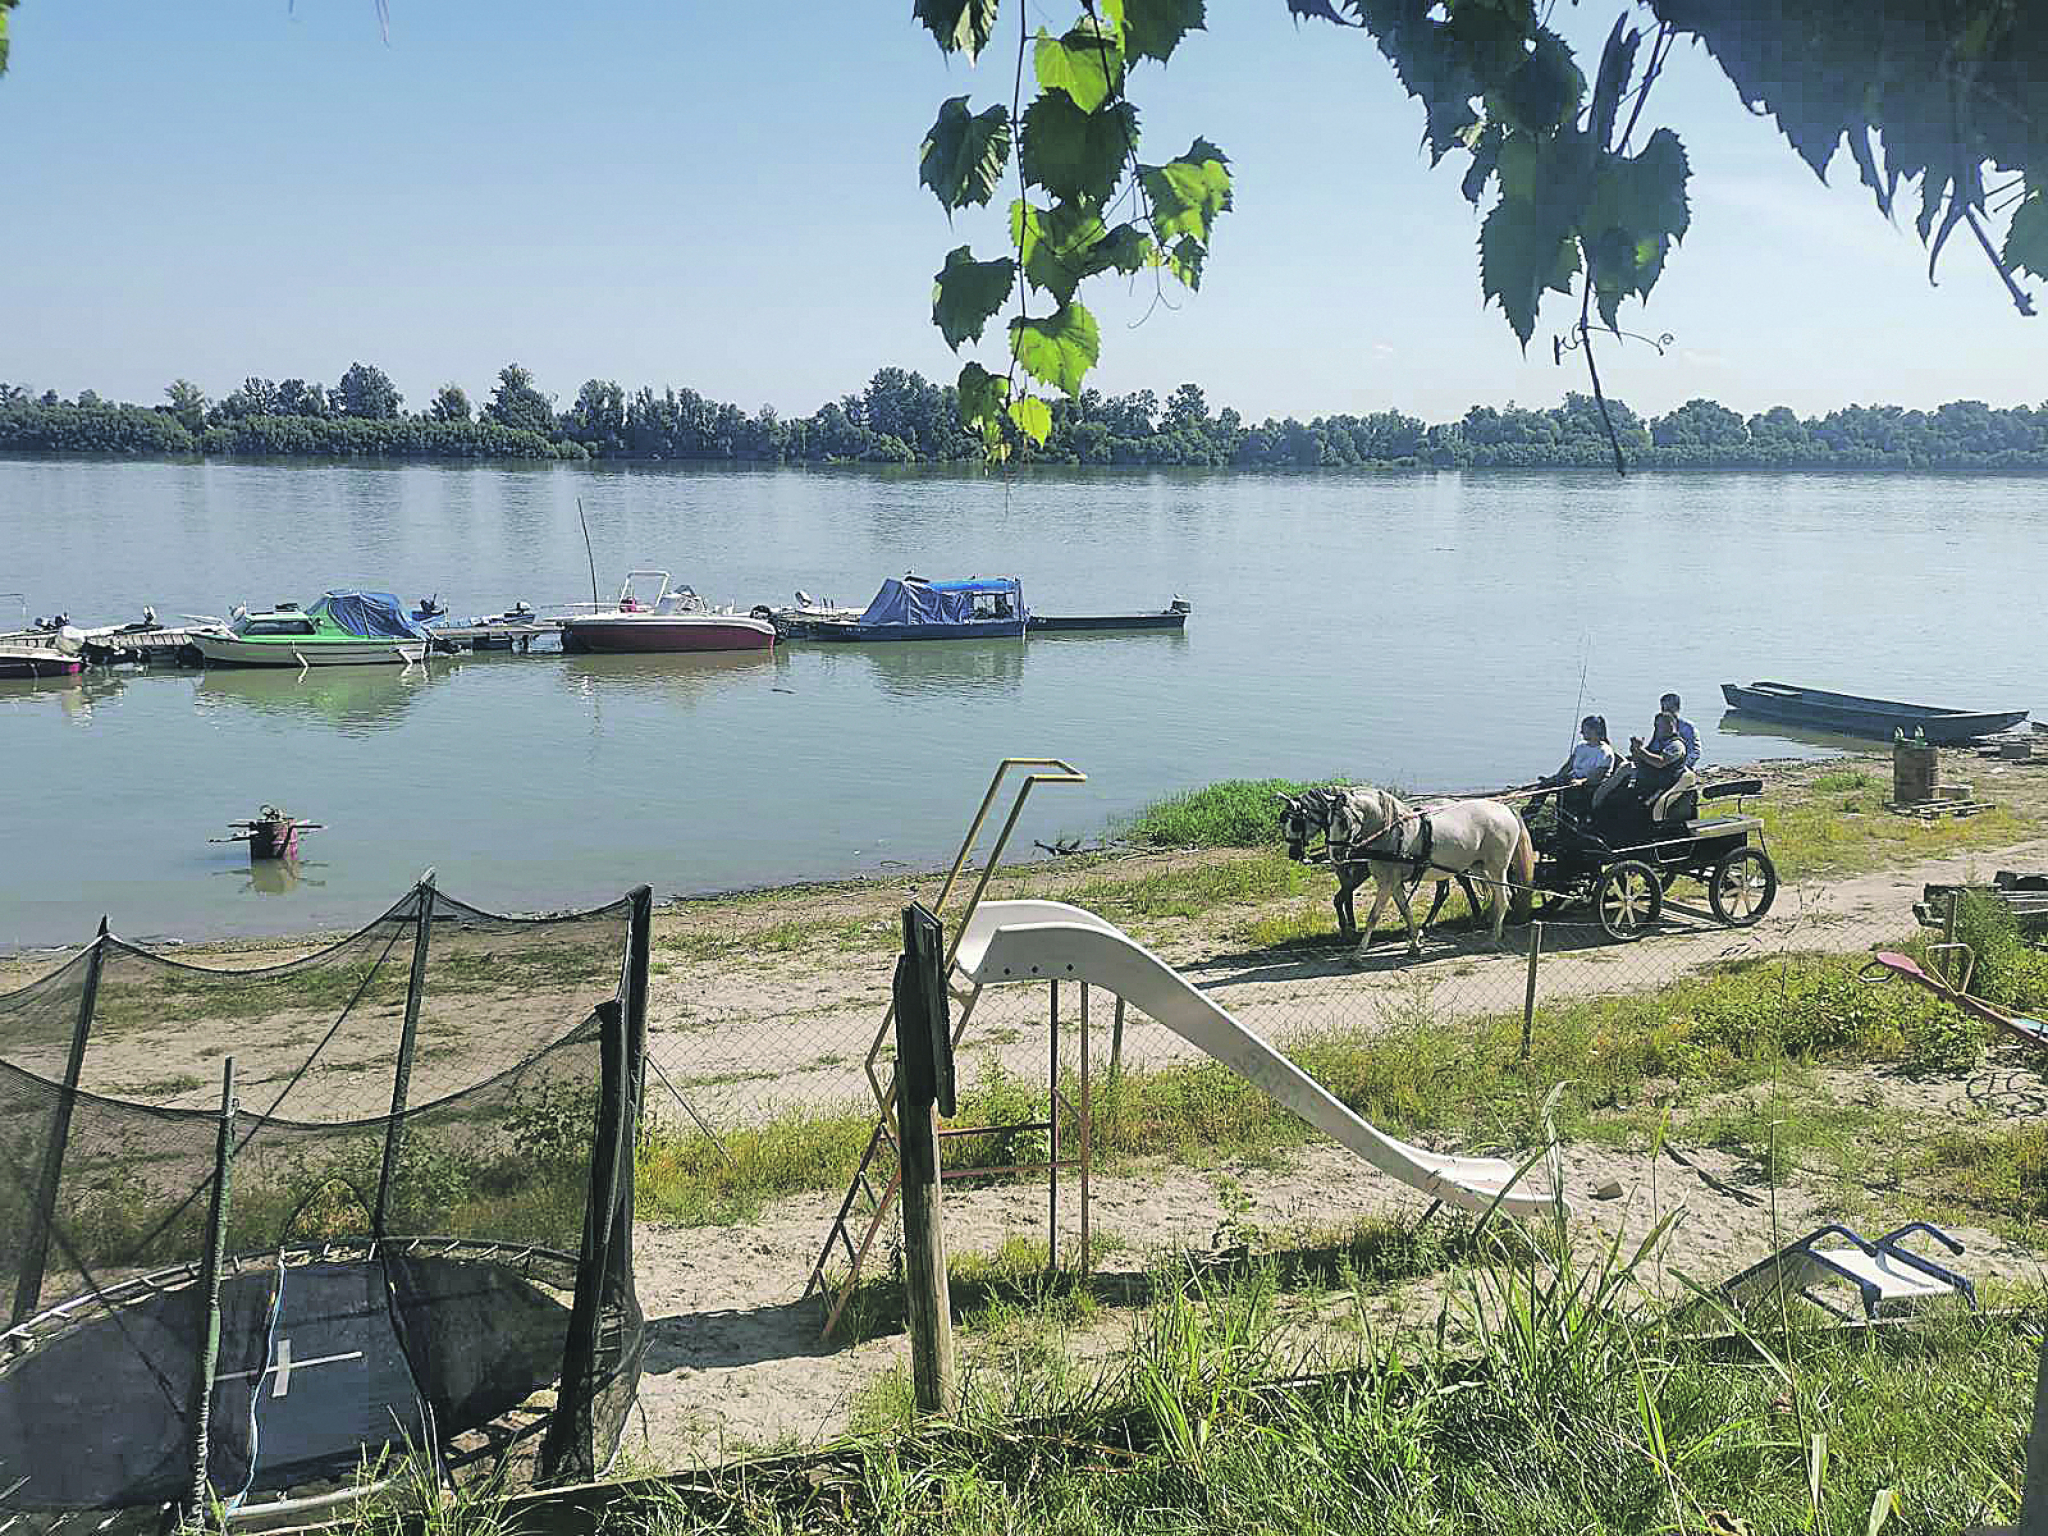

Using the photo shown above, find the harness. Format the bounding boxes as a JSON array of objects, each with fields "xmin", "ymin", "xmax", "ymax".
[{"xmin": 1345, "ymin": 808, "xmax": 1436, "ymax": 879}]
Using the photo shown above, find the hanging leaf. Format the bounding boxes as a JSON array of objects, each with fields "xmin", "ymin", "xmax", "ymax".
[
  {"xmin": 1479, "ymin": 196, "xmax": 1577, "ymax": 348},
  {"xmin": 1461, "ymin": 121, "xmax": 1504, "ymax": 204},
  {"xmin": 1010, "ymin": 302, "xmax": 1102, "ymax": 395},
  {"xmin": 932, "ymin": 247, "xmax": 1017, "ymax": 351},
  {"xmin": 1020, "ymin": 93, "xmax": 1138, "ymax": 205},
  {"xmin": 1124, "ymin": 0, "xmax": 1206, "ymax": 64},
  {"xmin": 1492, "ymin": 28, "xmax": 1584, "ymax": 137},
  {"xmin": 913, "ymin": 0, "xmax": 1002, "ymax": 63},
  {"xmin": 1007, "ymin": 395, "xmax": 1053, "ymax": 445},
  {"xmin": 1587, "ymin": 15, "xmax": 1640, "ymax": 149},
  {"xmin": 956, "ymin": 361, "xmax": 1009, "ymax": 429},
  {"xmin": 2005, "ymin": 190, "xmax": 2048, "ymax": 281},
  {"xmin": 1580, "ymin": 127, "xmax": 1691, "ymax": 323},
  {"xmin": 920, "ymin": 98, "xmax": 1013, "ymax": 214},
  {"xmin": 1157, "ymin": 234, "xmax": 1206, "ymax": 290},
  {"xmin": 1013, "ymin": 202, "xmax": 1154, "ymax": 303},
  {"xmin": 1035, "ymin": 20, "xmax": 1126, "ymax": 114},
  {"xmin": 1141, "ymin": 138, "xmax": 1232, "ymax": 246}
]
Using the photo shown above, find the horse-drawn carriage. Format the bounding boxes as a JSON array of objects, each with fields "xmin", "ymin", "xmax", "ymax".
[
  {"xmin": 1526, "ymin": 774, "xmax": 1778, "ymax": 939},
  {"xmin": 1277, "ymin": 772, "xmax": 1779, "ymax": 953}
]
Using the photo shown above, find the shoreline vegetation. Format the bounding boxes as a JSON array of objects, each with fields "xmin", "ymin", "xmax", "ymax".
[{"xmin": 7, "ymin": 366, "xmax": 2048, "ymax": 471}]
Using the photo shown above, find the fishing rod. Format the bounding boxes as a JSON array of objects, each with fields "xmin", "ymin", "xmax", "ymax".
[{"xmin": 577, "ymin": 496, "xmax": 600, "ymax": 610}]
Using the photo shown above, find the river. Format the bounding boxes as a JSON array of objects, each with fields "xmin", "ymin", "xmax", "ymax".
[{"xmin": 2, "ymin": 458, "xmax": 2040, "ymax": 949}]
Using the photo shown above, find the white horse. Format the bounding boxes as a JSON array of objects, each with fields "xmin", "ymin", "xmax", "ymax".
[{"xmin": 1277, "ymin": 785, "xmax": 1536, "ymax": 958}]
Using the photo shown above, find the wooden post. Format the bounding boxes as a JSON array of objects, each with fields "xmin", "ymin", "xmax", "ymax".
[
  {"xmin": 1079, "ymin": 983, "xmax": 1091, "ymax": 1277},
  {"xmin": 893, "ymin": 907, "xmax": 957, "ymax": 1416},
  {"xmin": 1048, "ymin": 980, "xmax": 1060, "ymax": 1273},
  {"xmin": 1520, "ymin": 921, "xmax": 1544, "ymax": 1062},
  {"xmin": 1110, "ymin": 996, "xmax": 1126, "ymax": 1082},
  {"xmin": 374, "ymin": 876, "xmax": 434, "ymax": 1237},
  {"xmin": 188, "ymin": 1059, "xmax": 237, "ymax": 1520}
]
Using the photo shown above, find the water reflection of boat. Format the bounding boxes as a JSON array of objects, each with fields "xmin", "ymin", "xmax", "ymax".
[
  {"xmin": 1714, "ymin": 710, "xmax": 1876, "ymax": 752},
  {"xmin": 811, "ymin": 634, "xmax": 1028, "ymax": 699},
  {"xmin": 212, "ymin": 856, "xmax": 327, "ymax": 895},
  {"xmin": 553, "ymin": 648, "xmax": 777, "ymax": 703},
  {"xmin": 194, "ymin": 660, "xmax": 445, "ymax": 731}
]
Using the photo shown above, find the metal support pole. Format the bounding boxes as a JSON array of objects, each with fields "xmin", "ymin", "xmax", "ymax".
[
  {"xmin": 1048, "ymin": 980, "xmax": 1060, "ymax": 1274},
  {"xmin": 1079, "ymin": 983, "xmax": 1091, "ymax": 1277},
  {"xmin": 188, "ymin": 1058, "xmax": 237, "ymax": 1520},
  {"xmin": 1520, "ymin": 920, "xmax": 1544, "ymax": 1063},
  {"xmin": 1944, "ymin": 888, "xmax": 1962, "ymax": 987},
  {"xmin": 374, "ymin": 877, "xmax": 434, "ymax": 1237},
  {"xmin": 12, "ymin": 920, "xmax": 107, "ymax": 1327}
]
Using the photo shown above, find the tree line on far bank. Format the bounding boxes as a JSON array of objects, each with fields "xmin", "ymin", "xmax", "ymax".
[{"xmin": 4, "ymin": 363, "xmax": 2048, "ymax": 472}]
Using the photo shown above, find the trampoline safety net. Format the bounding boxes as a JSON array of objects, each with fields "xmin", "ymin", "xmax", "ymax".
[{"xmin": 0, "ymin": 880, "xmax": 652, "ymax": 1520}]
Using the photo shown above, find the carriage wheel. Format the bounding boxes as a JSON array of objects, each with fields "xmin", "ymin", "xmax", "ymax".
[
  {"xmin": 1708, "ymin": 847, "xmax": 1778, "ymax": 926},
  {"xmin": 1594, "ymin": 860, "xmax": 1663, "ymax": 940}
]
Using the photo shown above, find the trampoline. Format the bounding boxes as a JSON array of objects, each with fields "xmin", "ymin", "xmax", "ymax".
[{"xmin": 0, "ymin": 879, "xmax": 652, "ymax": 1523}]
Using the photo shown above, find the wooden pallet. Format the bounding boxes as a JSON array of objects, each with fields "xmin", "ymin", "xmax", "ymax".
[{"xmin": 1886, "ymin": 799, "xmax": 1992, "ymax": 820}]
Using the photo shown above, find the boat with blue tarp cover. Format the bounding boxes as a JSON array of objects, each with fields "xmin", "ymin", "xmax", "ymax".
[
  {"xmin": 807, "ymin": 575, "xmax": 1027, "ymax": 642},
  {"xmin": 187, "ymin": 590, "xmax": 432, "ymax": 667}
]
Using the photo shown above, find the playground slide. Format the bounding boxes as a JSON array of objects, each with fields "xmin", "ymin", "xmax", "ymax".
[{"xmin": 955, "ymin": 901, "xmax": 1566, "ymax": 1220}]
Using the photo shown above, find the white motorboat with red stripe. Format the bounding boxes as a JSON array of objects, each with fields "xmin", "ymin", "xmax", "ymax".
[{"xmin": 559, "ymin": 571, "xmax": 774, "ymax": 654}]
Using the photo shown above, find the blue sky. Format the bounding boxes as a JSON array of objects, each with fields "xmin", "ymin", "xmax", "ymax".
[{"xmin": 3, "ymin": 1, "xmax": 2040, "ymax": 422}]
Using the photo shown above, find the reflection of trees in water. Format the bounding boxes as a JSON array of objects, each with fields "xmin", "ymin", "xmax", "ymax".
[{"xmin": 194, "ymin": 663, "xmax": 443, "ymax": 732}]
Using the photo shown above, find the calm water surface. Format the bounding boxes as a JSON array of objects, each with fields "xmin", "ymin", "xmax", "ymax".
[{"xmin": 3, "ymin": 459, "xmax": 2041, "ymax": 949}]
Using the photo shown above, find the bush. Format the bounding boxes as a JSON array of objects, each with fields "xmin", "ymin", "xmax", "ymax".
[{"xmin": 1122, "ymin": 779, "xmax": 1324, "ymax": 849}]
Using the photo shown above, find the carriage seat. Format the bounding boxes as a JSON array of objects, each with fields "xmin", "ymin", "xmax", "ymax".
[
  {"xmin": 1685, "ymin": 813, "xmax": 1763, "ymax": 839},
  {"xmin": 1700, "ymin": 776, "xmax": 1764, "ymax": 800},
  {"xmin": 1650, "ymin": 770, "xmax": 1701, "ymax": 823}
]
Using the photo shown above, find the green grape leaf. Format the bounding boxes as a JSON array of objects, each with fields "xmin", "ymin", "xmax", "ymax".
[
  {"xmin": 2003, "ymin": 190, "xmax": 2048, "ymax": 282},
  {"xmin": 914, "ymin": 0, "xmax": 1002, "ymax": 63},
  {"xmin": 1587, "ymin": 15, "xmax": 1640, "ymax": 149},
  {"xmin": 920, "ymin": 98, "xmax": 1013, "ymax": 214},
  {"xmin": 1010, "ymin": 302, "xmax": 1101, "ymax": 395},
  {"xmin": 1020, "ymin": 94, "xmax": 1138, "ymax": 205},
  {"xmin": 1580, "ymin": 127, "xmax": 1690, "ymax": 322},
  {"xmin": 1013, "ymin": 202, "xmax": 1154, "ymax": 304},
  {"xmin": 1035, "ymin": 20, "xmax": 1126, "ymax": 114},
  {"xmin": 1461, "ymin": 121, "xmax": 1504, "ymax": 205},
  {"xmin": 956, "ymin": 361, "xmax": 1009, "ymax": 429},
  {"xmin": 932, "ymin": 247, "xmax": 1017, "ymax": 351},
  {"xmin": 1479, "ymin": 195, "xmax": 1578, "ymax": 348},
  {"xmin": 1124, "ymin": 0, "xmax": 1205, "ymax": 64},
  {"xmin": 1007, "ymin": 395, "xmax": 1053, "ymax": 445},
  {"xmin": 1492, "ymin": 28, "xmax": 1584, "ymax": 137},
  {"xmin": 1140, "ymin": 138, "xmax": 1232, "ymax": 246},
  {"xmin": 1158, "ymin": 234, "xmax": 1206, "ymax": 290}
]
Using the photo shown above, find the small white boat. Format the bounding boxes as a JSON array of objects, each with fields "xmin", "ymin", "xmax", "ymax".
[{"xmin": 560, "ymin": 571, "xmax": 775, "ymax": 654}]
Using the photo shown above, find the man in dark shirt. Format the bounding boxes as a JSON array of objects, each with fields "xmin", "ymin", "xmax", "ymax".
[
  {"xmin": 1629, "ymin": 712, "xmax": 1691, "ymax": 810},
  {"xmin": 1660, "ymin": 692, "xmax": 1701, "ymax": 770}
]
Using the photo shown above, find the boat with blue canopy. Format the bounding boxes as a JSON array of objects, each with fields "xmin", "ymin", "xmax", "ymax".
[
  {"xmin": 807, "ymin": 575, "xmax": 1027, "ymax": 642},
  {"xmin": 187, "ymin": 590, "xmax": 432, "ymax": 667}
]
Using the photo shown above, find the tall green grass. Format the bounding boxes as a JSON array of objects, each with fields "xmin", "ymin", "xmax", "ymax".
[{"xmin": 1120, "ymin": 778, "xmax": 1321, "ymax": 848}]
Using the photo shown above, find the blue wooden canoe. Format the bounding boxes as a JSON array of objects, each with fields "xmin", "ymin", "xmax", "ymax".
[{"xmin": 1721, "ymin": 681, "xmax": 2028, "ymax": 743}]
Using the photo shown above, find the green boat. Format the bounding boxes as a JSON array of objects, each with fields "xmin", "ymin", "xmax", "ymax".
[{"xmin": 186, "ymin": 590, "xmax": 432, "ymax": 668}]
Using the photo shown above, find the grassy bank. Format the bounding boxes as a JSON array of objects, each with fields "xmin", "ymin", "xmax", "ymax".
[
  {"xmin": 637, "ymin": 924, "xmax": 2047, "ymax": 1241},
  {"xmin": 1121, "ymin": 759, "xmax": 2042, "ymax": 883},
  {"xmin": 336, "ymin": 1242, "xmax": 2039, "ymax": 1535}
]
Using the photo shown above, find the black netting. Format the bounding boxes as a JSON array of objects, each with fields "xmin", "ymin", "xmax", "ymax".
[{"xmin": 0, "ymin": 882, "xmax": 648, "ymax": 1519}]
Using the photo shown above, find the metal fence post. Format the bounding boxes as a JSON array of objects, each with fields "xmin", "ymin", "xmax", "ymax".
[
  {"xmin": 12, "ymin": 919, "xmax": 108, "ymax": 1328},
  {"xmin": 187, "ymin": 1058, "xmax": 237, "ymax": 1519},
  {"xmin": 1048, "ymin": 980, "xmax": 1060, "ymax": 1274},
  {"xmin": 1520, "ymin": 920, "xmax": 1544, "ymax": 1063}
]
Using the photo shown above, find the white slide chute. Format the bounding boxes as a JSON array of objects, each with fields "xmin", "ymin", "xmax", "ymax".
[{"xmin": 955, "ymin": 901, "xmax": 1565, "ymax": 1220}]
